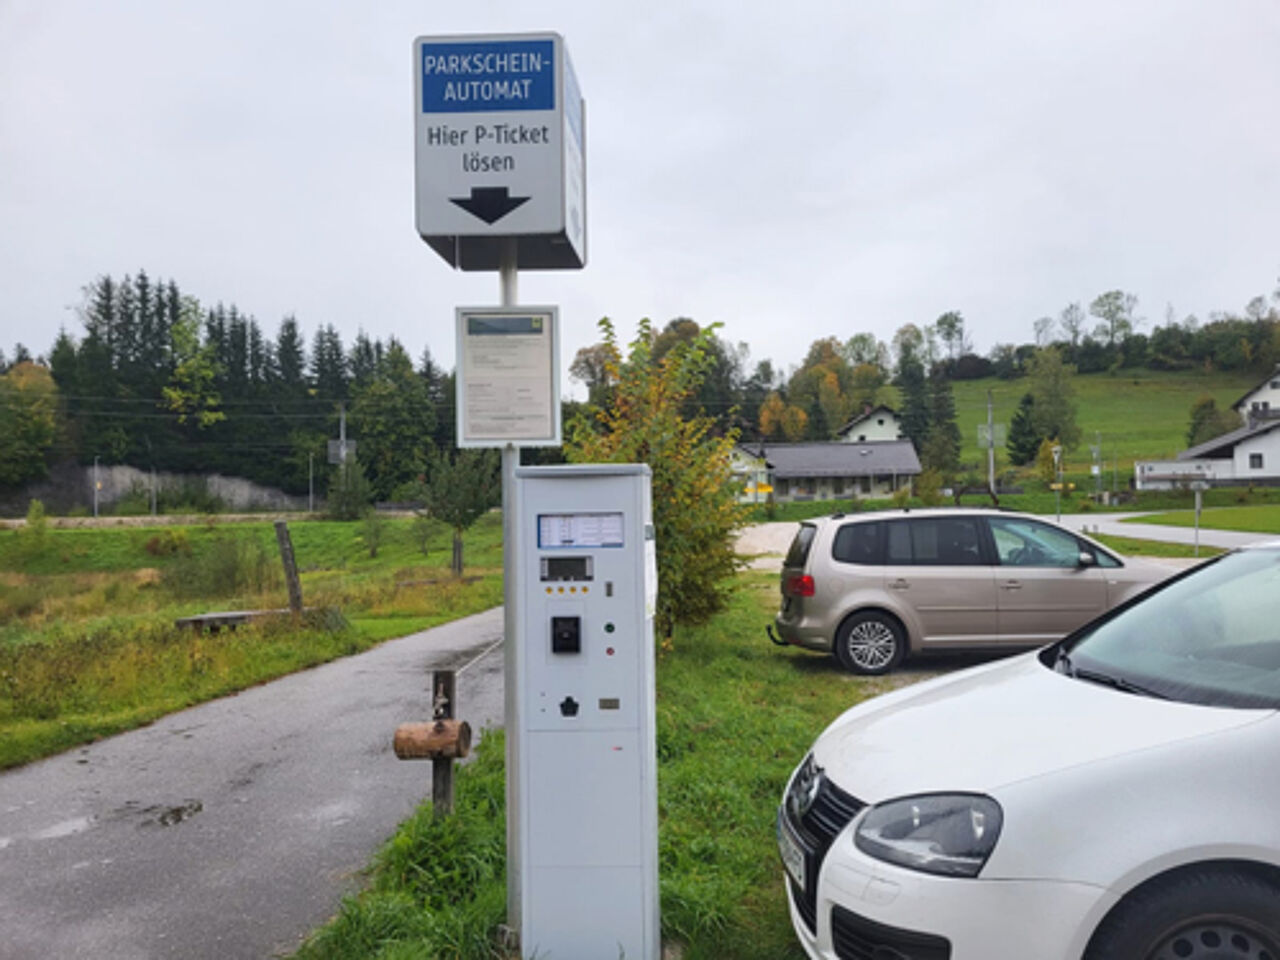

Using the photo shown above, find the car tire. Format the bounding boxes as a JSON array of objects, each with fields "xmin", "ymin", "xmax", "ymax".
[
  {"xmin": 833, "ymin": 612, "xmax": 905, "ymax": 675},
  {"xmin": 1086, "ymin": 867, "xmax": 1280, "ymax": 960}
]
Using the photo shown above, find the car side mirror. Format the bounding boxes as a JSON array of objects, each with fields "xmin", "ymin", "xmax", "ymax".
[{"xmin": 1077, "ymin": 551, "xmax": 1097, "ymax": 568}]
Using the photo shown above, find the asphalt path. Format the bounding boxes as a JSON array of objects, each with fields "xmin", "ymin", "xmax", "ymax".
[
  {"xmin": 1048, "ymin": 511, "xmax": 1276, "ymax": 550},
  {"xmin": 738, "ymin": 511, "xmax": 1277, "ymax": 568},
  {"xmin": 0, "ymin": 607, "xmax": 505, "ymax": 960}
]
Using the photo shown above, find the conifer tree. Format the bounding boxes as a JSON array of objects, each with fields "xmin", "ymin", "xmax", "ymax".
[
  {"xmin": 1006, "ymin": 393, "xmax": 1042, "ymax": 466},
  {"xmin": 921, "ymin": 367, "xmax": 960, "ymax": 474}
]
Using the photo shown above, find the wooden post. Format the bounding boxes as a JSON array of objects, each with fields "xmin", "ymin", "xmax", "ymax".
[
  {"xmin": 274, "ymin": 520, "xmax": 303, "ymax": 615},
  {"xmin": 432, "ymin": 669, "xmax": 456, "ymax": 815}
]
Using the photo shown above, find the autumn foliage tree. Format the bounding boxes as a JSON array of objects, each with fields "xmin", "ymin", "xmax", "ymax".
[
  {"xmin": 0, "ymin": 363, "xmax": 62, "ymax": 488},
  {"xmin": 566, "ymin": 318, "xmax": 749, "ymax": 640}
]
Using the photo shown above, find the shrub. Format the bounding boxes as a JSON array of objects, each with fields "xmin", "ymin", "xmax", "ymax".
[
  {"xmin": 328, "ymin": 459, "xmax": 373, "ymax": 521},
  {"xmin": 916, "ymin": 468, "xmax": 944, "ymax": 506},
  {"xmin": 564, "ymin": 318, "xmax": 749, "ymax": 639},
  {"xmin": 164, "ymin": 535, "xmax": 279, "ymax": 599},
  {"xmin": 17, "ymin": 499, "xmax": 48, "ymax": 560},
  {"xmin": 144, "ymin": 529, "xmax": 192, "ymax": 557},
  {"xmin": 360, "ymin": 511, "xmax": 385, "ymax": 559}
]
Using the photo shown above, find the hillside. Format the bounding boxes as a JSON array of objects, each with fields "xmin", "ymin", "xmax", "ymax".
[{"xmin": 941, "ymin": 368, "xmax": 1258, "ymax": 476}]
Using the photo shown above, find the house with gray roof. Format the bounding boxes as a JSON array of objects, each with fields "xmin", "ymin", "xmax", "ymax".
[
  {"xmin": 733, "ymin": 440, "xmax": 921, "ymax": 504},
  {"xmin": 1134, "ymin": 417, "xmax": 1280, "ymax": 490}
]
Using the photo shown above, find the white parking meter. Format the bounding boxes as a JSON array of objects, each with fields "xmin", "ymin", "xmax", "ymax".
[{"xmin": 510, "ymin": 464, "xmax": 659, "ymax": 960}]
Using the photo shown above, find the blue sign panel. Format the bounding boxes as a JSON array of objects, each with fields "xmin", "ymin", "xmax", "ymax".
[{"xmin": 420, "ymin": 39, "xmax": 555, "ymax": 114}]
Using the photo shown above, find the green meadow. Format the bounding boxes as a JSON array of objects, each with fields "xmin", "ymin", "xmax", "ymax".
[{"xmin": 0, "ymin": 514, "xmax": 503, "ymax": 769}]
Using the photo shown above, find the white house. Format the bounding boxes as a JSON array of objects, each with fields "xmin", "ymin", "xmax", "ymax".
[
  {"xmin": 835, "ymin": 405, "xmax": 903, "ymax": 443},
  {"xmin": 1135, "ymin": 420, "xmax": 1280, "ymax": 490},
  {"xmin": 1134, "ymin": 367, "xmax": 1280, "ymax": 490},
  {"xmin": 1233, "ymin": 363, "xmax": 1280, "ymax": 424}
]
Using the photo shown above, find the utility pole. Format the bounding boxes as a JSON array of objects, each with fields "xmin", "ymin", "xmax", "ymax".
[
  {"xmin": 1052, "ymin": 444, "xmax": 1063, "ymax": 522},
  {"xmin": 986, "ymin": 389, "xmax": 996, "ymax": 497},
  {"xmin": 339, "ymin": 403, "xmax": 348, "ymax": 463}
]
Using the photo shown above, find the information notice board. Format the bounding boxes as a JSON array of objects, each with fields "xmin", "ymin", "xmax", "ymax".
[{"xmin": 456, "ymin": 306, "xmax": 561, "ymax": 447}]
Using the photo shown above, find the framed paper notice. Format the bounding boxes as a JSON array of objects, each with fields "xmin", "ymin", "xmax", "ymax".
[{"xmin": 456, "ymin": 306, "xmax": 561, "ymax": 447}]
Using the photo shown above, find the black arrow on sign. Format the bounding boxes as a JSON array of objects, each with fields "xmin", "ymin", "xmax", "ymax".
[{"xmin": 449, "ymin": 187, "xmax": 530, "ymax": 225}]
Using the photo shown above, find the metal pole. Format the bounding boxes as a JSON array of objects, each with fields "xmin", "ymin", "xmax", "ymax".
[
  {"xmin": 499, "ymin": 237, "xmax": 522, "ymax": 938},
  {"xmin": 151, "ymin": 466, "xmax": 157, "ymax": 517},
  {"xmin": 93, "ymin": 456, "xmax": 99, "ymax": 518},
  {"xmin": 1194, "ymin": 488, "xmax": 1202, "ymax": 557},
  {"xmin": 309, "ymin": 453, "xmax": 314, "ymax": 513},
  {"xmin": 986, "ymin": 389, "xmax": 995, "ymax": 497}
]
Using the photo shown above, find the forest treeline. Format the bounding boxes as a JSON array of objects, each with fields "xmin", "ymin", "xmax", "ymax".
[{"xmin": 2, "ymin": 271, "xmax": 1278, "ymax": 498}]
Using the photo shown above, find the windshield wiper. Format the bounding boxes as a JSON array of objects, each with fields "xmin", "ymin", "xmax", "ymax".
[
  {"xmin": 1054, "ymin": 647, "xmax": 1076, "ymax": 677},
  {"xmin": 1071, "ymin": 666, "xmax": 1169, "ymax": 700}
]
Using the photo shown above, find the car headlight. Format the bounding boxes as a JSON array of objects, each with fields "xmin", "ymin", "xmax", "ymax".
[{"xmin": 854, "ymin": 793, "xmax": 1003, "ymax": 878}]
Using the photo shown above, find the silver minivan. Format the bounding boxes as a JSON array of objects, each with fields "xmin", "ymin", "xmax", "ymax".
[{"xmin": 769, "ymin": 508, "xmax": 1170, "ymax": 674}]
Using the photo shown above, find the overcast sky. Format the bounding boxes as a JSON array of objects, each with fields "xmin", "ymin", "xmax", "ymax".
[{"xmin": 2, "ymin": 1, "xmax": 1278, "ymax": 392}]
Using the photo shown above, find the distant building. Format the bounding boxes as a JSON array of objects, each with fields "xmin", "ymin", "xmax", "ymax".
[
  {"xmin": 1134, "ymin": 366, "xmax": 1280, "ymax": 490},
  {"xmin": 733, "ymin": 439, "xmax": 921, "ymax": 504},
  {"xmin": 1232, "ymin": 363, "xmax": 1280, "ymax": 425},
  {"xmin": 1134, "ymin": 420, "xmax": 1280, "ymax": 490},
  {"xmin": 835, "ymin": 404, "xmax": 903, "ymax": 443}
]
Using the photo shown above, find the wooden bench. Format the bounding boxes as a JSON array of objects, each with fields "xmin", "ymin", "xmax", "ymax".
[{"xmin": 174, "ymin": 608, "xmax": 306, "ymax": 633}]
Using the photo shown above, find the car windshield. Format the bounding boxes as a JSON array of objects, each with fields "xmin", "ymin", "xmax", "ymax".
[{"xmin": 1059, "ymin": 548, "xmax": 1280, "ymax": 709}]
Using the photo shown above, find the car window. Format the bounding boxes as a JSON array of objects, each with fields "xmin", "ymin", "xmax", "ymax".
[
  {"xmin": 988, "ymin": 516, "xmax": 1084, "ymax": 568},
  {"xmin": 832, "ymin": 521, "xmax": 883, "ymax": 565},
  {"xmin": 785, "ymin": 524, "xmax": 816, "ymax": 568},
  {"xmin": 885, "ymin": 517, "xmax": 984, "ymax": 566},
  {"xmin": 1066, "ymin": 549, "xmax": 1280, "ymax": 708}
]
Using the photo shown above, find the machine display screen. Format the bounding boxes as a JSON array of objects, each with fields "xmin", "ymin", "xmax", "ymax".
[
  {"xmin": 540, "ymin": 556, "xmax": 593, "ymax": 582},
  {"xmin": 537, "ymin": 512, "xmax": 624, "ymax": 548}
]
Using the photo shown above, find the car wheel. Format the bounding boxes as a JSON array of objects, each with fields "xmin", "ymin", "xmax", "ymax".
[
  {"xmin": 1086, "ymin": 868, "xmax": 1280, "ymax": 960},
  {"xmin": 834, "ymin": 612, "xmax": 905, "ymax": 675}
]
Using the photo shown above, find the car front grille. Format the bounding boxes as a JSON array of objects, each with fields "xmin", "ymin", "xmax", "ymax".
[
  {"xmin": 830, "ymin": 904, "xmax": 952, "ymax": 960},
  {"xmin": 782, "ymin": 758, "xmax": 864, "ymax": 935}
]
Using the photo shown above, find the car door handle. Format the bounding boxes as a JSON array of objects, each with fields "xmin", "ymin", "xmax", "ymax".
[
  {"xmin": 1001, "ymin": 581, "xmax": 1022, "ymax": 590},
  {"xmin": 889, "ymin": 578, "xmax": 910, "ymax": 590}
]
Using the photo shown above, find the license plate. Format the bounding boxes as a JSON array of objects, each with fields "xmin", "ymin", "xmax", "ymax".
[{"xmin": 777, "ymin": 813, "xmax": 806, "ymax": 889}]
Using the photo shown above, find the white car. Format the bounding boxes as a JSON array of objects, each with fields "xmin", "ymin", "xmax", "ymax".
[{"xmin": 778, "ymin": 542, "xmax": 1280, "ymax": 960}]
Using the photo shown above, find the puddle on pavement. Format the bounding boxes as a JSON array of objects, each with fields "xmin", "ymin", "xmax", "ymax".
[
  {"xmin": 111, "ymin": 799, "xmax": 204, "ymax": 829},
  {"xmin": 142, "ymin": 800, "xmax": 203, "ymax": 828}
]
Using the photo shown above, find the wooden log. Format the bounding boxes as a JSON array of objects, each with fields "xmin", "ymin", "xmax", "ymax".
[{"xmin": 393, "ymin": 719, "xmax": 472, "ymax": 760}]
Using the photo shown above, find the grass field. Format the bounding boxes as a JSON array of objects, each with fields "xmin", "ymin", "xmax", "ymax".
[
  {"xmin": 0, "ymin": 513, "xmax": 504, "ymax": 769},
  {"xmin": 294, "ymin": 571, "xmax": 933, "ymax": 960},
  {"xmin": 1125, "ymin": 504, "xmax": 1280, "ymax": 535},
  {"xmin": 949, "ymin": 368, "xmax": 1257, "ymax": 471}
]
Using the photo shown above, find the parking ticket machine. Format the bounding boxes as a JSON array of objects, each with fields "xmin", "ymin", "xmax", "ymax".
[{"xmin": 511, "ymin": 464, "xmax": 659, "ymax": 960}]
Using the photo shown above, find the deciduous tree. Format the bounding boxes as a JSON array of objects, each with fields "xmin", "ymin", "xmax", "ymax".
[
  {"xmin": 565, "ymin": 318, "xmax": 748, "ymax": 639},
  {"xmin": 0, "ymin": 362, "xmax": 62, "ymax": 489},
  {"xmin": 1186, "ymin": 395, "xmax": 1240, "ymax": 447},
  {"xmin": 422, "ymin": 448, "xmax": 500, "ymax": 576},
  {"xmin": 1027, "ymin": 347, "xmax": 1081, "ymax": 450}
]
